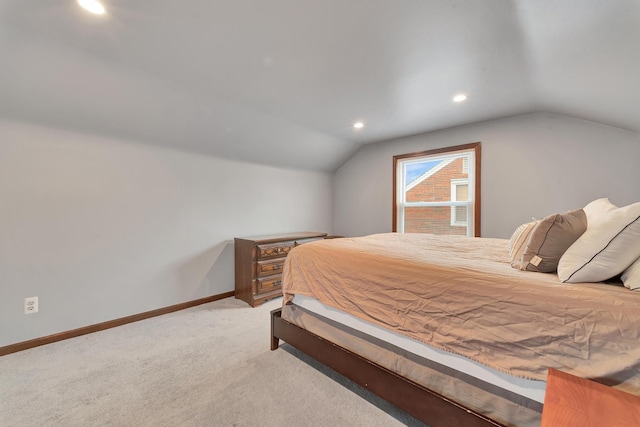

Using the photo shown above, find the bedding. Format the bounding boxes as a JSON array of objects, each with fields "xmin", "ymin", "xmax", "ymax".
[
  {"xmin": 282, "ymin": 233, "xmax": 640, "ymax": 395},
  {"xmin": 282, "ymin": 301, "xmax": 543, "ymax": 427}
]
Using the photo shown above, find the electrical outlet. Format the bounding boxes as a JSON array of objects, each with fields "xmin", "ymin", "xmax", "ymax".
[{"xmin": 24, "ymin": 297, "xmax": 38, "ymax": 314}]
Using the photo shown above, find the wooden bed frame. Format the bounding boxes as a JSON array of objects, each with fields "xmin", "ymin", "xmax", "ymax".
[{"xmin": 270, "ymin": 307, "xmax": 507, "ymax": 427}]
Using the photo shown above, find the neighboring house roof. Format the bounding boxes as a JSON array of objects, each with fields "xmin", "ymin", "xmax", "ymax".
[{"xmin": 405, "ymin": 158, "xmax": 455, "ymax": 192}]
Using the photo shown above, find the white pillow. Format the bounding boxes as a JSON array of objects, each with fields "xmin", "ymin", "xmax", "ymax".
[
  {"xmin": 558, "ymin": 200, "xmax": 640, "ymax": 283},
  {"xmin": 583, "ymin": 198, "xmax": 617, "ymax": 227},
  {"xmin": 622, "ymin": 257, "xmax": 640, "ymax": 290}
]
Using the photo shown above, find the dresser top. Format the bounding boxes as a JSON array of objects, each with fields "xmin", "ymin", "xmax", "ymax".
[{"xmin": 234, "ymin": 231, "xmax": 327, "ymax": 244}]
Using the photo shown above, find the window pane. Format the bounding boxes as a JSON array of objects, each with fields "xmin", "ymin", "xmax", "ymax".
[
  {"xmin": 404, "ymin": 206, "xmax": 468, "ymax": 235},
  {"xmin": 455, "ymin": 206, "xmax": 468, "ymax": 223},
  {"xmin": 404, "ymin": 160, "xmax": 441, "ymax": 187},
  {"xmin": 456, "ymin": 184, "xmax": 468, "ymax": 201},
  {"xmin": 405, "ymin": 156, "xmax": 468, "ymax": 203}
]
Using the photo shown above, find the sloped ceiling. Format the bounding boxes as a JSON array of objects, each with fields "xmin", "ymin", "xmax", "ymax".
[{"xmin": 1, "ymin": 0, "xmax": 639, "ymax": 171}]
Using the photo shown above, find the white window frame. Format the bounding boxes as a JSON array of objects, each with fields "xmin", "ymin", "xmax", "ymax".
[{"xmin": 393, "ymin": 143, "xmax": 480, "ymax": 237}]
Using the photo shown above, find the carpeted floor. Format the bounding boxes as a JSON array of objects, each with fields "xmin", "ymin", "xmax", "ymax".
[{"xmin": 0, "ymin": 297, "xmax": 426, "ymax": 426}]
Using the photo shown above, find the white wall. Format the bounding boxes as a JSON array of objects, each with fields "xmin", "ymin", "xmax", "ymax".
[
  {"xmin": 0, "ymin": 119, "xmax": 333, "ymax": 347},
  {"xmin": 334, "ymin": 113, "xmax": 640, "ymax": 238},
  {"xmin": 4, "ymin": 112, "xmax": 639, "ymax": 348}
]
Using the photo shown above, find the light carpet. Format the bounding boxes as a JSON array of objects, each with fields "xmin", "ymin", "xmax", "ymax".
[{"xmin": 0, "ymin": 297, "xmax": 426, "ymax": 426}]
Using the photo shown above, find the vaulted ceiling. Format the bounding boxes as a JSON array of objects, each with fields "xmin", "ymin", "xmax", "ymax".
[{"xmin": 1, "ymin": 1, "xmax": 639, "ymax": 171}]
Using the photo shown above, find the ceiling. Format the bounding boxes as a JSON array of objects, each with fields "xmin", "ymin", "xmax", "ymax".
[{"xmin": 1, "ymin": 0, "xmax": 639, "ymax": 172}]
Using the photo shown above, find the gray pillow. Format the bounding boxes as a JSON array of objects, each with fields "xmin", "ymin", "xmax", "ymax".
[{"xmin": 517, "ymin": 209, "xmax": 587, "ymax": 273}]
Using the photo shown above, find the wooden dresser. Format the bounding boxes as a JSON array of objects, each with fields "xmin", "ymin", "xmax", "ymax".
[{"xmin": 234, "ymin": 232, "xmax": 327, "ymax": 307}]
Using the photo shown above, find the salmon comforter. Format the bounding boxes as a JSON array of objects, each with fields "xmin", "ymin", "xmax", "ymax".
[{"xmin": 282, "ymin": 233, "xmax": 640, "ymax": 394}]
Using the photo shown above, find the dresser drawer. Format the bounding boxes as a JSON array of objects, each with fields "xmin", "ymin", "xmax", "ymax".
[
  {"xmin": 235, "ymin": 232, "xmax": 327, "ymax": 307},
  {"xmin": 256, "ymin": 275, "xmax": 283, "ymax": 293},
  {"xmin": 257, "ymin": 241, "xmax": 295, "ymax": 259},
  {"xmin": 256, "ymin": 258, "xmax": 286, "ymax": 277}
]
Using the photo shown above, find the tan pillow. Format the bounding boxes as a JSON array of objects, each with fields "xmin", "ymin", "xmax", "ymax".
[
  {"xmin": 518, "ymin": 209, "xmax": 587, "ymax": 273},
  {"xmin": 509, "ymin": 221, "xmax": 539, "ymax": 268}
]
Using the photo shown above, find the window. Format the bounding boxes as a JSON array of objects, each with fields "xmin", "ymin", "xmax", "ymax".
[
  {"xmin": 450, "ymin": 179, "xmax": 468, "ymax": 227},
  {"xmin": 393, "ymin": 142, "xmax": 481, "ymax": 237}
]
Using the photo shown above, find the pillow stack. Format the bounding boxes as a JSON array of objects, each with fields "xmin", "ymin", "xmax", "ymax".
[
  {"xmin": 509, "ymin": 198, "xmax": 640, "ymax": 290},
  {"xmin": 557, "ymin": 198, "xmax": 640, "ymax": 287},
  {"xmin": 510, "ymin": 210, "xmax": 587, "ymax": 273}
]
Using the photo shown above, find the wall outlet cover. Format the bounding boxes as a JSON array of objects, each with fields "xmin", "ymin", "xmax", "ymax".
[{"xmin": 24, "ymin": 296, "xmax": 38, "ymax": 314}]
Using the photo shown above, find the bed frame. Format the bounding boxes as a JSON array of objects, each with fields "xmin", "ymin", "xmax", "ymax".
[{"xmin": 270, "ymin": 307, "xmax": 506, "ymax": 427}]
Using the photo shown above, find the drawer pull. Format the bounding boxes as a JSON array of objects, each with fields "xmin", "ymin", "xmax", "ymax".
[{"xmin": 260, "ymin": 279, "xmax": 282, "ymax": 289}]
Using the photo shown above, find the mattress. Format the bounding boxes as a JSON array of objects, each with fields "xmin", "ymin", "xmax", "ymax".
[{"xmin": 293, "ymin": 294, "xmax": 546, "ymax": 403}]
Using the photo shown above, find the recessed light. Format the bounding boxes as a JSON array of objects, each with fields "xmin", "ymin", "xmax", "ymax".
[
  {"xmin": 453, "ymin": 94, "xmax": 467, "ymax": 103},
  {"xmin": 353, "ymin": 122, "xmax": 364, "ymax": 129},
  {"xmin": 78, "ymin": 0, "xmax": 106, "ymax": 15}
]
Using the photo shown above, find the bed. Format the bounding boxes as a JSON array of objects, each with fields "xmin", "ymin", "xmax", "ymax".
[{"xmin": 269, "ymin": 232, "xmax": 640, "ymax": 427}]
